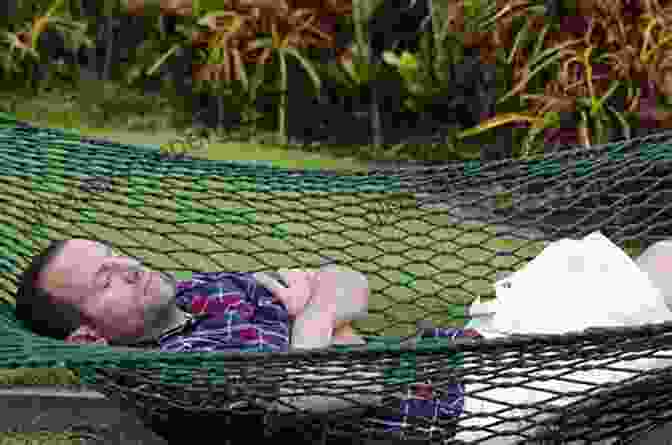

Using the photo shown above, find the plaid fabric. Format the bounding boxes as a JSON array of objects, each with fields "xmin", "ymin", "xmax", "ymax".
[
  {"xmin": 160, "ymin": 272, "xmax": 291, "ymax": 353},
  {"xmin": 366, "ymin": 327, "xmax": 483, "ymax": 434}
]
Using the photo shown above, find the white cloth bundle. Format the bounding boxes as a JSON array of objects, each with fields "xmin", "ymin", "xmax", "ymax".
[
  {"xmin": 458, "ymin": 231, "xmax": 672, "ymax": 444},
  {"xmin": 490, "ymin": 231, "xmax": 671, "ymax": 334}
]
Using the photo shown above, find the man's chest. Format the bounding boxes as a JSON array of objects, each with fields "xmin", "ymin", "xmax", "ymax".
[{"xmin": 161, "ymin": 273, "xmax": 291, "ymax": 352}]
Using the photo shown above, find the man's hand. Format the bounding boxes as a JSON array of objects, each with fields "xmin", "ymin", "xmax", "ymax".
[
  {"xmin": 288, "ymin": 269, "xmax": 339, "ymax": 350},
  {"xmin": 256, "ymin": 269, "xmax": 318, "ymax": 317},
  {"xmin": 256, "ymin": 267, "xmax": 365, "ymax": 349}
]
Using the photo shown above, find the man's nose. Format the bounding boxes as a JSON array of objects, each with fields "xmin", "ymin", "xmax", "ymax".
[
  {"xmin": 110, "ymin": 260, "xmax": 144, "ymax": 283},
  {"xmin": 124, "ymin": 267, "xmax": 144, "ymax": 284}
]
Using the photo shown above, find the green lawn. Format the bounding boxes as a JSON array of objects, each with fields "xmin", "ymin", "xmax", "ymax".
[
  {"xmin": 0, "ymin": 433, "xmax": 82, "ymax": 445},
  {"xmin": 77, "ymin": 127, "xmax": 372, "ymax": 172},
  {"xmin": 5, "ymin": 86, "xmax": 376, "ymax": 172}
]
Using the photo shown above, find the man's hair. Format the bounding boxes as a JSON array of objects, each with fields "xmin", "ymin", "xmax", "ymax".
[{"xmin": 14, "ymin": 239, "xmax": 82, "ymax": 340}]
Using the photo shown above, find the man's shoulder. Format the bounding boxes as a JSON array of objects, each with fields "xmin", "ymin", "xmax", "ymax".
[
  {"xmin": 177, "ymin": 271, "xmax": 256, "ymax": 287},
  {"xmin": 190, "ymin": 271, "xmax": 255, "ymax": 282},
  {"xmin": 175, "ymin": 271, "xmax": 260, "ymax": 306}
]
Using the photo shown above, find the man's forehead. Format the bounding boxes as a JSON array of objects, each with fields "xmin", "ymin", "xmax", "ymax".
[
  {"xmin": 42, "ymin": 239, "xmax": 107, "ymax": 291},
  {"xmin": 60, "ymin": 239, "xmax": 108, "ymax": 259}
]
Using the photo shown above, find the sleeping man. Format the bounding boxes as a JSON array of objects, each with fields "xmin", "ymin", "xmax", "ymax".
[
  {"xmin": 14, "ymin": 238, "xmax": 374, "ymax": 350},
  {"xmin": 15, "ymin": 238, "xmax": 481, "ymax": 349},
  {"xmin": 15, "ymin": 238, "xmax": 481, "ymax": 433}
]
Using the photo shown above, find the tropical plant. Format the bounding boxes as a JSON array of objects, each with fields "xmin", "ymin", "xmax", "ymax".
[
  {"xmin": 454, "ymin": 10, "xmax": 581, "ymax": 154},
  {"xmin": 139, "ymin": 0, "xmax": 353, "ymax": 143},
  {"xmin": 344, "ymin": 0, "xmax": 386, "ymax": 148},
  {"xmin": 192, "ymin": 10, "xmax": 255, "ymax": 133},
  {"xmin": 451, "ymin": 0, "xmax": 672, "ymax": 158},
  {"xmin": 133, "ymin": 9, "xmax": 244, "ymax": 132},
  {"xmin": 0, "ymin": 0, "xmax": 93, "ymax": 91},
  {"xmin": 366, "ymin": 0, "xmax": 538, "ymax": 156},
  {"xmin": 243, "ymin": 10, "xmax": 325, "ymax": 145},
  {"xmin": 380, "ymin": 25, "xmax": 465, "ymax": 114}
]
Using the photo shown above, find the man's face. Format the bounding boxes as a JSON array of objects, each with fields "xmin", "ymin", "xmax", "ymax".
[{"xmin": 39, "ymin": 239, "xmax": 177, "ymax": 343}]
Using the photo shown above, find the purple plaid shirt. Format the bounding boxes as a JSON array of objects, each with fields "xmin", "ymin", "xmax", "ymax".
[{"xmin": 159, "ymin": 272, "xmax": 291, "ymax": 353}]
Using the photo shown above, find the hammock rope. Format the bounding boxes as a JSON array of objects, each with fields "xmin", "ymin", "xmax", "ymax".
[{"xmin": 1, "ymin": 113, "xmax": 672, "ymax": 443}]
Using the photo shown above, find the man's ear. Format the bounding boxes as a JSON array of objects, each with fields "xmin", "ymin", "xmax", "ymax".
[{"xmin": 64, "ymin": 324, "xmax": 108, "ymax": 345}]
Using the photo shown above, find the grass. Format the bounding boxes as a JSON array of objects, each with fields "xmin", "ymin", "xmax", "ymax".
[
  {"xmin": 69, "ymin": 127, "xmax": 372, "ymax": 172},
  {"xmin": 8, "ymin": 119, "xmax": 371, "ymax": 174},
  {"xmin": 0, "ymin": 83, "xmax": 380, "ymax": 169},
  {"xmin": 0, "ymin": 433, "xmax": 83, "ymax": 445}
]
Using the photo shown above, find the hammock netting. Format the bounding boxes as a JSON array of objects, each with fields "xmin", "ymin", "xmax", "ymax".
[{"xmin": 0, "ymin": 113, "xmax": 672, "ymax": 443}]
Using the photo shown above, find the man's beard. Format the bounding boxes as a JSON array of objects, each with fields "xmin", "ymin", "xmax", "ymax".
[
  {"xmin": 113, "ymin": 271, "xmax": 179, "ymax": 346},
  {"xmin": 143, "ymin": 271, "xmax": 178, "ymax": 327},
  {"xmin": 159, "ymin": 270, "xmax": 178, "ymax": 293}
]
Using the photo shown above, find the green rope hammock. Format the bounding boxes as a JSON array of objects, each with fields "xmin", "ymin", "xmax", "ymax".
[{"xmin": 1, "ymin": 113, "xmax": 672, "ymax": 444}]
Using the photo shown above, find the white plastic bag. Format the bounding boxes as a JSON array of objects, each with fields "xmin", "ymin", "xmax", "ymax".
[{"xmin": 458, "ymin": 231, "xmax": 672, "ymax": 445}]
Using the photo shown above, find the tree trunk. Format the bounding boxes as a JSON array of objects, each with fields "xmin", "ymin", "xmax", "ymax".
[
  {"xmin": 71, "ymin": 0, "xmax": 84, "ymax": 19},
  {"xmin": 85, "ymin": 16, "xmax": 105, "ymax": 79},
  {"xmin": 277, "ymin": 53, "xmax": 288, "ymax": 146},
  {"xmin": 368, "ymin": 49, "xmax": 384, "ymax": 149},
  {"xmin": 102, "ymin": 17, "xmax": 115, "ymax": 81},
  {"xmin": 30, "ymin": 62, "xmax": 42, "ymax": 94},
  {"xmin": 425, "ymin": 0, "xmax": 438, "ymax": 86},
  {"xmin": 216, "ymin": 94, "xmax": 225, "ymax": 134}
]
